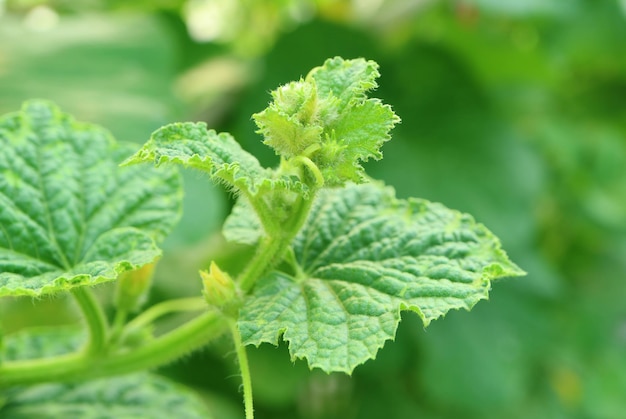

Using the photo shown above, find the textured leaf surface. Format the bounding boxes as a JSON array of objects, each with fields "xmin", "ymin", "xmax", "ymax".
[
  {"xmin": 122, "ymin": 122, "xmax": 306, "ymax": 197},
  {"xmin": 0, "ymin": 374, "xmax": 213, "ymax": 419},
  {"xmin": 0, "ymin": 328, "xmax": 213, "ymax": 419},
  {"xmin": 309, "ymin": 56, "xmax": 379, "ymax": 112},
  {"xmin": 253, "ymin": 57, "xmax": 400, "ymax": 185},
  {"xmin": 321, "ymin": 98, "xmax": 397, "ymax": 184},
  {"xmin": 0, "ymin": 101, "xmax": 181, "ymax": 297},
  {"xmin": 238, "ymin": 182, "xmax": 524, "ymax": 373}
]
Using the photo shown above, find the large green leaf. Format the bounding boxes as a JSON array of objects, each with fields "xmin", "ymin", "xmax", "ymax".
[
  {"xmin": 122, "ymin": 122, "xmax": 307, "ymax": 198},
  {"xmin": 0, "ymin": 328, "xmax": 213, "ymax": 418},
  {"xmin": 238, "ymin": 182, "xmax": 524, "ymax": 373},
  {"xmin": 0, "ymin": 101, "xmax": 181, "ymax": 297}
]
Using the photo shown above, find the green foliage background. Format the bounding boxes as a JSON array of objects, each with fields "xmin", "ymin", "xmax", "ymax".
[{"xmin": 1, "ymin": 0, "xmax": 625, "ymax": 418}]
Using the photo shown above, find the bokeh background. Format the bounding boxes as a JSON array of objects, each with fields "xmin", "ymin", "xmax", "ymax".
[{"xmin": 1, "ymin": 1, "xmax": 626, "ymax": 418}]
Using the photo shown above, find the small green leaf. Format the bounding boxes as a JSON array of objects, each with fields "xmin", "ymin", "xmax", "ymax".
[
  {"xmin": 315, "ymin": 98, "xmax": 398, "ymax": 185},
  {"xmin": 122, "ymin": 122, "xmax": 307, "ymax": 198},
  {"xmin": 253, "ymin": 57, "xmax": 400, "ymax": 186},
  {"xmin": 0, "ymin": 101, "xmax": 181, "ymax": 297},
  {"xmin": 238, "ymin": 182, "xmax": 524, "ymax": 373}
]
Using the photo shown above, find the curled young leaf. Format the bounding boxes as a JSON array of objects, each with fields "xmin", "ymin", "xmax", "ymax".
[
  {"xmin": 254, "ymin": 57, "xmax": 400, "ymax": 186},
  {"xmin": 122, "ymin": 122, "xmax": 308, "ymax": 199}
]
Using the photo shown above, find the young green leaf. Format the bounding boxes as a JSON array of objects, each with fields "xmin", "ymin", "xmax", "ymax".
[
  {"xmin": 122, "ymin": 122, "xmax": 307, "ymax": 198},
  {"xmin": 0, "ymin": 101, "xmax": 181, "ymax": 297},
  {"xmin": 309, "ymin": 56, "xmax": 380, "ymax": 111},
  {"xmin": 253, "ymin": 57, "xmax": 400, "ymax": 185},
  {"xmin": 238, "ymin": 182, "xmax": 525, "ymax": 373}
]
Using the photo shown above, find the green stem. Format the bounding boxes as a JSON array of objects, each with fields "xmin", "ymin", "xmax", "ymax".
[
  {"xmin": 292, "ymin": 156, "xmax": 324, "ymax": 188},
  {"xmin": 71, "ymin": 287, "xmax": 108, "ymax": 355},
  {"xmin": 230, "ymin": 320, "xmax": 254, "ymax": 419},
  {"xmin": 243, "ymin": 190, "xmax": 279, "ymax": 235},
  {"xmin": 238, "ymin": 235, "xmax": 289, "ymax": 292},
  {"xmin": 123, "ymin": 297, "xmax": 207, "ymax": 336},
  {"xmin": 99, "ymin": 310, "xmax": 226, "ymax": 377},
  {"xmin": 108, "ymin": 309, "xmax": 128, "ymax": 347},
  {"xmin": 284, "ymin": 246, "xmax": 305, "ymax": 279},
  {"xmin": 0, "ymin": 310, "xmax": 228, "ymax": 387},
  {"xmin": 0, "ymin": 352, "xmax": 86, "ymax": 387},
  {"xmin": 284, "ymin": 190, "xmax": 316, "ymax": 234},
  {"xmin": 238, "ymin": 191, "xmax": 317, "ymax": 293}
]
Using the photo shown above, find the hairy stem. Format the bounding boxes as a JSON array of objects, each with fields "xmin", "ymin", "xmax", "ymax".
[
  {"xmin": 230, "ymin": 320, "xmax": 254, "ymax": 419},
  {"xmin": 284, "ymin": 191, "xmax": 316, "ymax": 236},
  {"xmin": 99, "ymin": 310, "xmax": 227, "ymax": 377},
  {"xmin": 0, "ymin": 351, "xmax": 86, "ymax": 387},
  {"xmin": 0, "ymin": 310, "xmax": 228, "ymax": 387},
  {"xmin": 238, "ymin": 236, "xmax": 289, "ymax": 292},
  {"xmin": 243, "ymin": 190, "xmax": 279, "ymax": 235},
  {"xmin": 71, "ymin": 287, "xmax": 108, "ymax": 355},
  {"xmin": 238, "ymin": 191, "xmax": 317, "ymax": 293}
]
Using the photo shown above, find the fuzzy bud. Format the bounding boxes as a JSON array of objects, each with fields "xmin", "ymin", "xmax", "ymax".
[
  {"xmin": 254, "ymin": 80, "xmax": 324, "ymax": 158},
  {"xmin": 201, "ymin": 261, "xmax": 238, "ymax": 310}
]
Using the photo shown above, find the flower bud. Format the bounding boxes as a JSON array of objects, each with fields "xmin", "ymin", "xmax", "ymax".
[
  {"xmin": 254, "ymin": 80, "xmax": 324, "ymax": 158},
  {"xmin": 201, "ymin": 261, "xmax": 238, "ymax": 310}
]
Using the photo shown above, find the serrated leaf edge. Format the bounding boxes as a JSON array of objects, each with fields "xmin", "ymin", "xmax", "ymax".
[
  {"xmin": 0, "ymin": 229, "xmax": 161, "ymax": 298},
  {"xmin": 240, "ymin": 185, "xmax": 525, "ymax": 374}
]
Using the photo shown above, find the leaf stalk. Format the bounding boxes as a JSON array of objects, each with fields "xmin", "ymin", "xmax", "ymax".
[
  {"xmin": 0, "ymin": 310, "xmax": 227, "ymax": 387},
  {"xmin": 71, "ymin": 287, "xmax": 108, "ymax": 355},
  {"xmin": 238, "ymin": 189, "xmax": 316, "ymax": 292},
  {"xmin": 229, "ymin": 320, "xmax": 254, "ymax": 419}
]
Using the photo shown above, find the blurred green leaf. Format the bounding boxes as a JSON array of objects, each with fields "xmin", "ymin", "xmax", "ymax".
[
  {"xmin": 2, "ymin": 326, "xmax": 83, "ymax": 362},
  {"xmin": 0, "ymin": 13, "xmax": 182, "ymax": 141},
  {"xmin": 0, "ymin": 374, "xmax": 214, "ymax": 419},
  {"xmin": 0, "ymin": 326, "xmax": 214, "ymax": 418}
]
